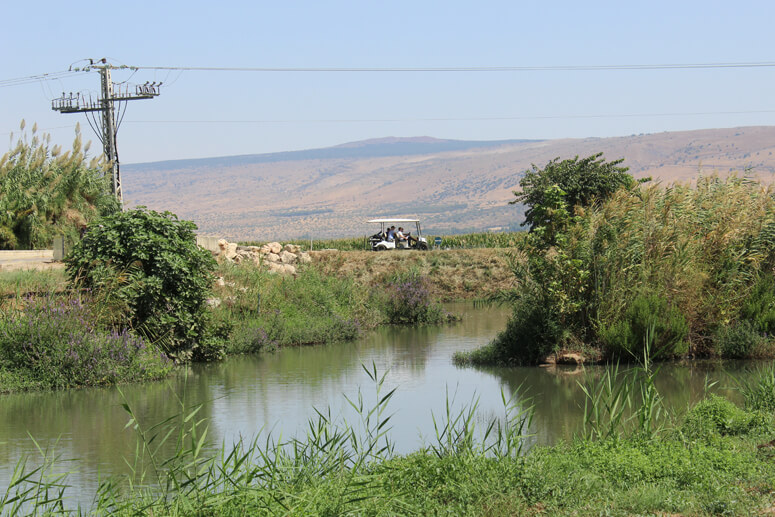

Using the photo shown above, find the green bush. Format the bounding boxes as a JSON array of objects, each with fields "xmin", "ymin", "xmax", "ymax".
[
  {"xmin": 599, "ymin": 292, "xmax": 688, "ymax": 360},
  {"xmin": 713, "ymin": 320, "xmax": 767, "ymax": 359},
  {"xmin": 65, "ymin": 208, "xmax": 219, "ymax": 361},
  {"xmin": 681, "ymin": 394, "xmax": 770, "ymax": 440},
  {"xmin": 740, "ymin": 274, "xmax": 775, "ymax": 334},
  {"xmin": 380, "ymin": 270, "xmax": 451, "ymax": 325},
  {"xmin": 0, "ymin": 296, "xmax": 171, "ymax": 390},
  {"xmin": 456, "ymin": 293, "xmax": 561, "ymax": 366}
]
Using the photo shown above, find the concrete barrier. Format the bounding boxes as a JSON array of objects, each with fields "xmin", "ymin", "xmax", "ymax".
[{"xmin": 196, "ymin": 235, "xmax": 221, "ymax": 253}]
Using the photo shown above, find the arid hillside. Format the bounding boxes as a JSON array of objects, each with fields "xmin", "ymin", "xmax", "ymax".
[{"xmin": 122, "ymin": 127, "xmax": 775, "ymax": 241}]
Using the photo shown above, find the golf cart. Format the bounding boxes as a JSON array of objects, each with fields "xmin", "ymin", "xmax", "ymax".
[{"xmin": 368, "ymin": 218, "xmax": 429, "ymax": 251}]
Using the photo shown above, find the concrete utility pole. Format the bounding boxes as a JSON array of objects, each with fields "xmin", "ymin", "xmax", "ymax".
[{"xmin": 52, "ymin": 58, "xmax": 161, "ymax": 207}]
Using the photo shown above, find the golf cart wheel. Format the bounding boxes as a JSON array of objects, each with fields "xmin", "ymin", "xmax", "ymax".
[
  {"xmin": 418, "ymin": 242, "xmax": 429, "ymax": 251},
  {"xmin": 375, "ymin": 245, "xmax": 387, "ymax": 251}
]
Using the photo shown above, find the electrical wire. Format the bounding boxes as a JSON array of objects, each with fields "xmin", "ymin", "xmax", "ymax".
[
  {"xmin": 0, "ymin": 70, "xmax": 80, "ymax": 88},
  {"xmin": 121, "ymin": 109, "xmax": 775, "ymax": 125},
  {"xmin": 129, "ymin": 61, "xmax": 775, "ymax": 73}
]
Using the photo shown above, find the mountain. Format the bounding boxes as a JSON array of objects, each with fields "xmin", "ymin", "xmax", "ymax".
[{"xmin": 122, "ymin": 127, "xmax": 775, "ymax": 241}]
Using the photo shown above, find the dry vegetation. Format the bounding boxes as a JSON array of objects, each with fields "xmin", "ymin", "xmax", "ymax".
[{"xmin": 311, "ymin": 248, "xmax": 514, "ymax": 301}]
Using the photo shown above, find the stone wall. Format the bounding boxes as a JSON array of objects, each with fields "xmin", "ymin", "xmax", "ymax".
[{"xmin": 215, "ymin": 240, "xmax": 312, "ymax": 275}]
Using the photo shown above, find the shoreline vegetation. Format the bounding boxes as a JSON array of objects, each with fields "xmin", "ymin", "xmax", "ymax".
[
  {"xmin": 5, "ymin": 363, "xmax": 775, "ymax": 515},
  {"xmin": 456, "ymin": 158, "xmax": 775, "ymax": 367}
]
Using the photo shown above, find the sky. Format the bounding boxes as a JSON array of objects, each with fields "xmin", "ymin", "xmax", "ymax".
[{"xmin": 2, "ymin": 0, "xmax": 775, "ymax": 164}]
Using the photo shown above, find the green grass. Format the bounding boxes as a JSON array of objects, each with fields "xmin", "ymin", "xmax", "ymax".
[{"xmin": 0, "ymin": 269, "xmax": 67, "ymax": 305}]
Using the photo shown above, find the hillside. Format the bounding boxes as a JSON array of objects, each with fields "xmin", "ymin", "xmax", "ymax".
[{"xmin": 122, "ymin": 127, "xmax": 775, "ymax": 241}]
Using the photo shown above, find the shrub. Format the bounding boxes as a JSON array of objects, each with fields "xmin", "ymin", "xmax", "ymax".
[
  {"xmin": 713, "ymin": 320, "xmax": 767, "ymax": 359},
  {"xmin": 381, "ymin": 270, "xmax": 451, "ymax": 325},
  {"xmin": 740, "ymin": 274, "xmax": 775, "ymax": 334},
  {"xmin": 455, "ymin": 292, "xmax": 561, "ymax": 366},
  {"xmin": 681, "ymin": 395, "xmax": 770, "ymax": 440},
  {"xmin": 598, "ymin": 292, "xmax": 688, "ymax": 360},
  {"xmin": 0, "ymin": 296, "xmax": 171, "ymax": 389},
  {"xmin": 65, "ymin": 207, "xmax": 219, "ymax": 361}
]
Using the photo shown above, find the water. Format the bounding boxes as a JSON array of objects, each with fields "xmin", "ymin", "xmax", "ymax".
[{"xmin": 0, "ymin": 303, "xmax": 768, "ymax": 505}]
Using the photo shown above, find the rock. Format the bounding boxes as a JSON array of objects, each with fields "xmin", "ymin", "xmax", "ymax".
[
  {"xmin": 298, "ymin": 252, "xmax": 312, "ymax": 264},
  {"xmin": 284, "ymin": 244, "xmax": 301, "ymax": 254},
  {"xmin": 206, "ymin": 298, "xmax": 221, "ymax": 308},
  {"xmin": 225, "ymin": 242, "xmax": 238, "ymax": 260},
  {"xmin": 267, "ymin": 242, "xmax": 282, "ymax": 254},
  {"xmin": 267, "ymin": 262, "xmax": 284, "ymax": 274},
  {"xmin": 265, "ymin": 252, "xmax": 281, "ymax": 263},
  {"xmin": 279, "ymin": 250, "xmax": 297, "ymax": 264},
  {"xmin": 556, "ymin": 353, "xmax": 586, "ymax": 365},
  {"xmin": 283, "ymin": 264, "xmax": 297, "ymax": 275},
  {"xmin": 259, "ymin": 244, "xmax": 272, "ymax": 254},
  {"xmin": 217, "ymin": 239, "xmax": 229, "ymax": 255},
  {"xmin": 215, "ymin": 277, "xmax": 226, "ymax": 287}
]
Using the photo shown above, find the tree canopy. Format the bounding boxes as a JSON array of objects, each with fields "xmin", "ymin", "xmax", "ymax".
[{"xmin": 512, "ymin": 153, "xmax": 635, "ymax": 235}]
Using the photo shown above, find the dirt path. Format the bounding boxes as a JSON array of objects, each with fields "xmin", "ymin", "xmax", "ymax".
[{"xmin": 0, "ymin": 251, "xmax": 64, "ymax": 272}]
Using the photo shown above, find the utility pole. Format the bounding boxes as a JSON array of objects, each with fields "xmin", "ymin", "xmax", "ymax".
[{"xmin": 52, "ymin": 58, "xmax": 160, "ymax": 207}]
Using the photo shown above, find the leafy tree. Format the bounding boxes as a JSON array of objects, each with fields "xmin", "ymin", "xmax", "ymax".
[
  {"xmin": 65, "ymin": 207, "xmax": 221, "ymax": 361},
  {"xmin": 0, "ymin": 121, "xmax": 119, "ymax": 249},
  {"xmin": 512, "ymin": 153, "xmax": 635, "ymax": 236}
]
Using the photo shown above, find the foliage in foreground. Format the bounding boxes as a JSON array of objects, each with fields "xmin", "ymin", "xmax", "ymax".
[
  {"xmin": 0, "ymin": 295, "xmax": 171, "ymax": 392},
  {"xmin": 0, "ymin": 121, "xmax": 119, "ymax": 250},
  {"xmin": 65, "ymin": 207, "xmax": 220, "ymax": 361},
  {"xmin": 463, "ymin": 174, "xmax": 775, "ymax": 366},
  {"xmin": 4, "ymin": 365, "xmax": 775, "ymax": 516}
]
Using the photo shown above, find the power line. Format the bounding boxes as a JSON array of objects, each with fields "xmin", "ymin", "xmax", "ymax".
[
  {"xmin": 130, "ymin": 61, "xmax": 775, "ymax": 73},
  {"xmin": 122, "ymin": 109, "xmax": 775, "ymax": 125},
  {"xmin": 0, "ymin": 70, "xmax": 80, "ymax": 88}
]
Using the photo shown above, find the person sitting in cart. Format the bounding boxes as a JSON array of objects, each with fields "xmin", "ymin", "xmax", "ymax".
[
  {"xmin": 387, "ymin": 226, "xmax": 397, "ymax": 241},
  {"xmin": 397, "ymin": 227, "xmax": 417, "ymax": 246}
]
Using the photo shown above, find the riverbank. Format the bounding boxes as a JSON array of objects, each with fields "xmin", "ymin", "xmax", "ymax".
[{"xmin": 1, "ymin": 249, "xmax": 477, "ymax": 393}]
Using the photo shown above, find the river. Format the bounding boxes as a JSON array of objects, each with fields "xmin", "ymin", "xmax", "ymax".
[{"xmin": 0, "ymin": 303, "xmax": 765, "ymax": 507}]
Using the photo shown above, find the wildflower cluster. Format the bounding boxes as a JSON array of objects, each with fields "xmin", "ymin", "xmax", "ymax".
[
  {"xmin": 382, "ymin": 271, "xmax": 450, "ymax": 325},
  {"xmin": 0, "ymin": 296, "xmax": 172, "ymax": 389}
]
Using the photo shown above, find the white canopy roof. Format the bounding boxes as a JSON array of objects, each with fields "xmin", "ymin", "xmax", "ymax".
[{"xmin": 368, "ymin": 218, "xmax": 420, "ymax": 223}]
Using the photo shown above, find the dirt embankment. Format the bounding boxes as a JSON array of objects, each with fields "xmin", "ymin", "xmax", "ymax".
[{"xmin": 310, "ymin": 248, "xmax": 515, "ymax": 301}]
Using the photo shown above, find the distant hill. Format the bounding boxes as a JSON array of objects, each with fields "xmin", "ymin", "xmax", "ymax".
[{"xmin": 122, "ymin": 127, "xmax": 775, "ymax": 241}]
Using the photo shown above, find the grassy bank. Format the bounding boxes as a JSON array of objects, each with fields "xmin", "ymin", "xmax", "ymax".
[
  {"xmin": 211, "ymin": 264, "xmax": 456, "ymax": 355},
  {"xmin": 458, "ymin": 176, "xmax": 775, "ymax": 366},
  {"xmin": 6, "ymin": 365, "xmax": 775, "ymax": 515}
]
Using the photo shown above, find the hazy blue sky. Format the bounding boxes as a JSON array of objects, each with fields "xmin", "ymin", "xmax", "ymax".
[{"xmin": 2, "ymin": 0, "xmax": 774, "ymax": 163}]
